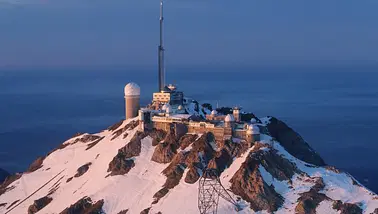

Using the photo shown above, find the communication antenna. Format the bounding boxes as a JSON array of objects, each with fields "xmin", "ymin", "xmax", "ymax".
[
  {"xmin": 198, "ymin": 168, "xmax": 241, "ymax": 214},
  {"xmin": 158, "ymin": 0, "xmax": 165, "ymax": 91}
]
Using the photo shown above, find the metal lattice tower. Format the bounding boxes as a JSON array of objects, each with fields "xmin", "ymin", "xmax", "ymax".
[{"xmin": 198, "ymin": 168, "xmax": 240, "ymax": 214}]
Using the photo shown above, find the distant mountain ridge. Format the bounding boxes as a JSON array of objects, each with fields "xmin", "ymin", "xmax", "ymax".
[{"xmin": 0, "ymin": 106, "xmax": 377, "ymax": 213}]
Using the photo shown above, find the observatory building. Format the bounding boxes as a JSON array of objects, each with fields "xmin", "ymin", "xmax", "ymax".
[
  {"xmin": 122, "ymin": 0, "xmax": 262, "ymax": 145},
  {"xmin": 124, "ymin": 82, "xmax": 140, "ymax": 120}
]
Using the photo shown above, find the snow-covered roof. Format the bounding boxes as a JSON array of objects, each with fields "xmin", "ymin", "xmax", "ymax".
[
  {"xmin": 124, "ymin": 82, "xmax": 140, "ymax": 96},
  {"xmin": 169, "ymin": 114, "xmax": 192, "ymax": 120},
  {"xmin": 225, "ymin": 114, "xmax": 235, "ymax": 122},
  {"xmin": 247, "ymin": 125, "xmax": 260, "ymax": 134},
  {"xmin": 211, "ymin": 110, "xmax": 218, "ymax": 115}
]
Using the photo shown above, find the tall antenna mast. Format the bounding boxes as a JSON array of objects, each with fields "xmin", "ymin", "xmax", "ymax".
[{"xmin": 158, "ymin": 0, "xmax": 165, "ymax": 91}]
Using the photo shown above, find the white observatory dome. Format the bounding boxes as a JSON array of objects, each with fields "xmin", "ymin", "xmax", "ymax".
[
  {"xmin": 225, "ymin": 114, "xmax": 235, "ymax": 122},
  {"xmin": 124, "ymin": 82, "xmax": 140, "ymax": 96},
  {"xmin": 250, "ymin": 118, "xmax": 257, "ymax": 124},
  {"xmin": 247, "ymin": 125, "xmax": 260, "ymax": 135},
  {"xmin": 211, "ymin": 110, "xmax": 218, "ymax": 115},
  {"xmin": 178, "ymin": 105, "xmax": 184, "ymax": 110}
]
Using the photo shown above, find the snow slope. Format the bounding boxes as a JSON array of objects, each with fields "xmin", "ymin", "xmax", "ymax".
[{"xmin": 0, "ymin": 117, "xmax": 377, "ymax": 214}]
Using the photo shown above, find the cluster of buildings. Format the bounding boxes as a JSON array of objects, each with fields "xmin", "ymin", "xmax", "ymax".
[
  {"xmin": 122, "ymin": 0, "xmax": 260, "ymax": 146},
  {"xmin": 123, "ymin": 83, "xmax": 261, "ymax": 145}
]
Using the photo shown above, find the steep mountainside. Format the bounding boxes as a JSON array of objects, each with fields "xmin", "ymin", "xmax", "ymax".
[{"xmin": 0, "ymin": 117, "xmax": 377, "ymax": 214}]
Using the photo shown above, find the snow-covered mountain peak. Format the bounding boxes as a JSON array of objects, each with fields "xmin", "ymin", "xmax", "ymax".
[{"xmin": 0, "ymin": 116, "xmax": 377, "ymax": 214}]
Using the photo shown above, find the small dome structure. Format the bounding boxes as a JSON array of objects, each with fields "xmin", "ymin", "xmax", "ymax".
[
  {"xmin": 225, "ymin": 114, "xmax": 235, "ymax": 122},
  {"xmin": 124, "ymin": 82, "xmax": 140, "ymax": 96},
  {"xmin": 167, "ymin": 84, "xmax": 177, "ymax": 91},
  {"xmin": 211, "ymin": 110, "xmax": 218, "ymax": 115},
  {"xmin": 162, "ymin": 103, "xmax": 170, "ymax": 111},
  {"xmin": 166, "ymin": 105, "xmax": 173, "ymax": 114},
  {"xmin": 178, "ymin": 105, "xmax": 184, "ymax": 110},
  {"xmin": 247, "ymin": 125, "xmax": 260, "ymax": 135},
  {"xmin": 250, "ymin": 118, "xmax": 257, "ymax": 124}
]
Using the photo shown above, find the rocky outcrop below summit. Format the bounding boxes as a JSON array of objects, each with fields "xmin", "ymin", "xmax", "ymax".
[
  {"xmin": 107, "ymin": 132, "xmax": 145, "ymax": 177},
  {"xmin": 266, "ymin": 117, "xmax": 326, "ymax": 166},
  {"xmin": 1, "ymin": 115, "xmax": 378, "ymax": 214},
  {"xmin": 59, "ymin": 197, "xmax": 104, "ymax": 214},
  {"xmin": 28, "ymin": 196, "xmax": 53, "ymax": 214},
  {"xmin": 230, "ymin": 144, "xmax": 285, "ymax": 212},
  {"xmin": 295, "ymin": 177, "xmax": 329, "ymax": 214}
]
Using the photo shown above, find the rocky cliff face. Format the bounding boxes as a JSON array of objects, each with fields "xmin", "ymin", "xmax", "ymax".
[{"xmin": 0, "ymin": 117, "xmax": 377, "ymax": 214}]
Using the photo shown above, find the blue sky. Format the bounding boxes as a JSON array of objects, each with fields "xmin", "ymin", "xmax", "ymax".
[{"xmin": 1, "ymin": 0, "xmax": 378, "ymax": 68}]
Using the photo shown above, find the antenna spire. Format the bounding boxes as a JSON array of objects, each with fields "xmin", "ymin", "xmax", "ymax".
[{"xmin": 158, "ymin": 0, "xmax": 165, "ymax": 91}]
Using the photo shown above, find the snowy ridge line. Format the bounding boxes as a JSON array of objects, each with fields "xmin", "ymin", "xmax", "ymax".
[{"xmin": 5, "ymin": 169, "xmax": 66, "ymax": 214}]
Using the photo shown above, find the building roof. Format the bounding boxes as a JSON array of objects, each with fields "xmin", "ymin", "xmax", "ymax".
[
  {"xmin": 225, "ymin": 114, "xmax": 235, "ymax": 122},
  {"xmin": 247, "ymin": 125, "xmax": 260, "ymax": 134},
  {"xmin": 161, "ymin": 86, "xmax": 172, "ymax": 93},
  {"xmin": 124, "ymin": 82, "xmax": 140, "ymax": 96}
]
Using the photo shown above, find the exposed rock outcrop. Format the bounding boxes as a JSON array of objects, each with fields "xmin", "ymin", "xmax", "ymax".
[
  {"xmin": 27, "ymin": 157, "xmax": 45, "ymax": 172},
  {"xmin": 59, "ymin": 197, "xmax": 104, "ymax": 214},
  {"xmin": 117, "ymin": 209, "xmax": 129, "ymax": 214},
  {"xmin": 107, "ymin": 156, "xmax": 135, "ymax": 177},
  {"xmin": 151, "ymin": 142, "xmax": 177, "ymax": 164},
  {"xmin": 7, "ymin": 199, "xmax": 20, "ymax": 210},
  {"xmin": 230, "ymin": 149, "xmax": 284, "ymax": 212},
  {"xmin": 108, "ymin": 120, "xmax": 124, "ymax": 131},
  {"xmin": 332, "ymin": 200, "xmax": 363, "ymax": 214},
  {"xmin": 259, "ymin": 148, "xmax": 300, "ymax": 181},
  {"xmin": 266, "ymin": 117, "xmax": 326, "ymax": 166},
  {"xmin": 119, "ymin": 133, "xmax": 143, "ymax": 159},
  {"xmin": 28, "ymin": 196, "xmax": 53, "ymax": 214},
  {"xmin": 185, "ymin": 165, "xmax": 200, "ymax": 184},
  {"xmin": 140, "ymin": 207, "xmax": 151, "ymax": 214},
  {"xmin": 178, "ymin": 134, "xmax": 198, "ymax": 150},
  {"xmin": 74, "ymin": 163, "xmax": 92, "ymax": 178},
  {"xmin": 149, "ymin": 129, "xmax": 167, "ymax": 147},
  {"xmin": 151, "ymin": 132, "xmax": 179, "ymax": 164},
  {"xmin": 86, "ymin": 136, "xmax": 105, "ymax": 150},
  {"xmin": 152, "ymin": 188, "xmax": 169, "ymax": 204},
  {"xmin": 295, "ymin": 177, "xmax": 329, "ymax": 214},
  {"xmin": 107, "ymin": 132, "xmax": 145, "ymax": 176},
  {"xmin": 73, "ymin": 134, "xmax": 102, "ymax": 144},
  {"xmin": 66, "ymin": 177, "xmax": 73, "ymax": 183},
  {"xmin": 162, "ymin": 165, "xmax": 185, "ymax": 189},
  {"xmin": 111, "ymin": 120, "xmax": 140, "ymax": 141}
]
